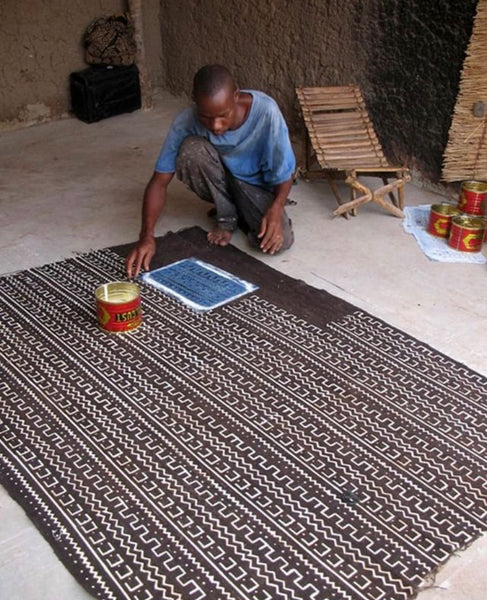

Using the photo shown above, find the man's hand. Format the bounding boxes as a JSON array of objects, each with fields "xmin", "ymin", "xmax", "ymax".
[
  {"xmin": 125, "ymin": 236, "xmax": 156, "ymax": 279},
  {"xmin": 258, "ymin": 204, "xmax": 284, "ymax": 254}
]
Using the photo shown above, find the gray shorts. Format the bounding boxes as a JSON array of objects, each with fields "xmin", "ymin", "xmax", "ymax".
[{"xmin": 176, "ymin": 136, "xmax": 294, "ymax": 250}]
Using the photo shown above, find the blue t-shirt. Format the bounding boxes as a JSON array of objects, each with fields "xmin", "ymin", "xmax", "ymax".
[{"xmin": 154, "ymin": 90, "xmax": 295, "ymax": 189}]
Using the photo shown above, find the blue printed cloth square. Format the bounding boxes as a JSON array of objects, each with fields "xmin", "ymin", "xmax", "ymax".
[{"xmin": 141, "ymin": 258, "xmax": 258, "ymax": 312}]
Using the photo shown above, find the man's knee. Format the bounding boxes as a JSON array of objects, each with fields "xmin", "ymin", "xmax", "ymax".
[
  {"xmin": 280, "ymin": 217, "xmax": 294, "ymax": 251},
  {"xmin": 177, "ymin": 136, "xmax": 217, "ymax": 170},
  {"xmin": 247, "ymin": 216, "xmax": 294, "ymax": 253}
]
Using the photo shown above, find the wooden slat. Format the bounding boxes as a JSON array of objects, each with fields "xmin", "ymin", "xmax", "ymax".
[
  {"xmin": 311, "ymin": 127, "xmax": 382, "ymax": 140},
  {"xmin": 306, "ymin": 112, "xmax": 365, "ymax": 124},
  {"xmin": 300, "ymin": 93, "xmax": 359, "ymax": 104},
  {"xmin": 312, "ymin": 144, "xmax": 386, "ymax": 163},
  {"xmin": 314, "ymin": 140, "xmax": 375, "ymax": 149},
  {"xmin": 303, "ymin": 96, "xmax": 358, "ymax": 106},
  {"xmin": 299, "ymin": 90, "xmax": 358, "ymax": 99},
  {"xmin": 305, "ymin": 118, "xmax": 368, "ymax": 130},
  {"xmin": 312, "ymin": 133, "xmax": 380, "ymax": 146},
  {"xmin": 353, "ymin": 167, "xmax": 405, "ymax": 172},
  {"xmin": 307, "ymin": 109, "xmax": 367, "ymax": 119},
  {"xmin": 323, "ymin": 156, "xmax": 388, "ymax": 166},
  {"xmin": 308, "ymin": 113, "xmax": 364, "ymax": 124},
  {"xmin": 311, "ymin": 122, "xmax": 371, "ymax": 133},
  {"xmin": 305, "ymin": 106, "xmax": 359, "ymax": 113},
  {"xmin": 320, "ymin": 150, "xmax": 384, "ymax": 160},
  {"xmin": 323, "ymin": 161, "xmax": 385, "ymax": 169},
  {"xmin": 299, "ymin": 99, "xmax": 360, "ymax": 109},
  {"xmin": 314, "ymin": 136, "xmax": 379, "ymax": 148},
  {"xmin": 314, "ymin": 132, "xmax": 372, "ymax": 140},
  {"xmin": 304, "ymin": 113, "xmax": 370, "ymax": 126},
  {"xmin": 298, "ymin": 85, "xmax": 357, "ymax": 95},
  {"xmin": 323, "ymin": 150, "xmax": 384, "ymax": 160},
  {"xmin": 314, "ymin": 135, "xmax": 379, "ymax": 148},
  {"xmin": 312, "ymin": 126, "xmax": 381, "ymax": 142}
]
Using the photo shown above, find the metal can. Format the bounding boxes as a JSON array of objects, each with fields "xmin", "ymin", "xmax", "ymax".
[
  {"xmin": 448, "ymin": 215, "xmax": 486, "ymax": 252},
  {"xmin": 458, "ymin": 180, "xmax": 487, "ymax": 215},
  {"xmin": 95, "ymin": 281, "xmax": 142, "ymax": 333},
  {"xmin": 428, "ymin": 203, "xmax": 462, "ymax": 238}
]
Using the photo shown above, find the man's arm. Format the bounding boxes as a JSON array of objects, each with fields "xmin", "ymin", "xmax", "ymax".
[
  {"xmin": 258, "ymin": 177, "xmax": 293, "ymax": 254},
  {"xmin": 125, "ymin": 171, "xmax": 174, "ymax": 278}
]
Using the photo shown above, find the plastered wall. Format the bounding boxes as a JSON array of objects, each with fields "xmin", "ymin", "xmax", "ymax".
[
  {"xmin": 1, "ymin": 0, "xmax": 478, "ymax": 180},
  {"xmin": 159, "ymin": 0, "xmax": 478, "ymax": 181},
  {"xmin": 160, "ymin": 0, "xmax": 368, "ymax": 122},
  {"xmin": 0, "ymin": 0, "xmax": 163, "ymax": 127}
]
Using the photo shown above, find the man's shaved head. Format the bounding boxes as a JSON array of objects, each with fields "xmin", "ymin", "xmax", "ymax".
[{"xmin": 192, "ymin": 64, "xmax": 237, "ymax": 100}]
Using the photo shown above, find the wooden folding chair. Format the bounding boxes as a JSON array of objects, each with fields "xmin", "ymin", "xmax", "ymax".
[{"xmin": 296, "ymin": 86, "xmax": 411, "ymax": 218}]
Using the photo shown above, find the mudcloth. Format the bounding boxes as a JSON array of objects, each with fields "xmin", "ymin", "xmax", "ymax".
[{"xmin": 0, "ymin": 227, "xmax": 486, "ymax": 600}]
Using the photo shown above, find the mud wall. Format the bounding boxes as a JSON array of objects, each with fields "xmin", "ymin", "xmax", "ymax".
[
  {"xmin": 159, "ymin": 0, "xmax": 478, "ymax": 181},
  {"xmin": 0, "ymin": 0, "xmax": 163, "ymax": 127}
]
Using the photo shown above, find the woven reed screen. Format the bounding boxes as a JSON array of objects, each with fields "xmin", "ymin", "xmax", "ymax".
[{"xmin": 443, "ymin": 0, "xmax": 487, "ymax": 181}]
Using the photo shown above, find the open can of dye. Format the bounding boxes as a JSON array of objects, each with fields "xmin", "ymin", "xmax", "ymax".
[
  {"xmin": 448, "ymin": 215, "xmax": 486, "ymax": 252},
  {"xmin": 95, "ymin": 281, "xmax": 142, "ymax": 333},
  {"xmin": 458, "ymin": 180, "xmax": 487, "ymax": 215},
  {"xmin": 427, "ymin": 203, "xmax": 462, "ymax": 238}
]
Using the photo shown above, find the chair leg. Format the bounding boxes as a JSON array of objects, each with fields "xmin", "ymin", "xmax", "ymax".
[
  {"xmin": 350, "ymin": 170, "xmax": 357, "ymax": 216},
  {"xmin": 333, "ymin": 173, "xmax": 373, "ymax": 217},
  {"xmin": 382, "ymin": 176, "xmax": 398, "ymax": 207},
  {"xmin": 370, "ymin": 179, "xmax": 406, "ymax": 218},
  {"xmin": 396, "ymin": 170, "xmax": 408, "ymax": 209},
  {"xmin": 397, "ymin": 184, "xmax": 405, "ymax": 210},
  {"xmin": 326, "ymin": 172, "xmax": 350, "ymax": 219},
  {"xmin": 304, "ymin": 132, "xmax": 311, "ymax": 173}
]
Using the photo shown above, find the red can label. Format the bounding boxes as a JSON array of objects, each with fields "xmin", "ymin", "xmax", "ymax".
[
  {"xmin": 95, "ymin": 282, "xmax": 142, "ymax": 333},
  {"xmin": 428, "ymin": 213, "xmax": 451, "ymax": 238},
  {"xmin": 427, "ymin": 204, "xmax": 461, "ymax": 238},
  {"xmin": 449, "ymin": 222, "xmax": 485, "ymax": 252},
  {"xmin": 458, "ymin": 182, "xmax": 487, "ymax": 215}
]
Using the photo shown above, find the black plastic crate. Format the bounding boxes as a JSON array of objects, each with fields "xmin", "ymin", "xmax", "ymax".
[{"xmin": 70, "ymin": 64, "xmax": 141, "ymax": 123}]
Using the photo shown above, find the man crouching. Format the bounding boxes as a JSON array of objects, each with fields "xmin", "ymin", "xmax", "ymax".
[{"xmin": 126, "ymin": 64, "xmax": 295, "ymax": 278}]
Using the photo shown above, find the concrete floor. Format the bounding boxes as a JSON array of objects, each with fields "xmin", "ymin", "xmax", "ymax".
[{"xmin": 0, "ymin": 91, "xmax": 486, "ymax": 600}]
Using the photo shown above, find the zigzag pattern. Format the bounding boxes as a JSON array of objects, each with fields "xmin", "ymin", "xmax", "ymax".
[{"xmin": 1, "ymin": 247, "xmax": 486, "ymax": 600}]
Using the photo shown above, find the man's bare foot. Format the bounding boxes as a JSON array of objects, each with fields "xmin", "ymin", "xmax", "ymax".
[{"xmin": 207, "ymin": 228, "xmax": 233, "ymax": 246}]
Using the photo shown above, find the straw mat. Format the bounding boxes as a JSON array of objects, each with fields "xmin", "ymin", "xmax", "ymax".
[{"xmin": 443, "ymin": 0, "xmax": 487, "ymax": 181}]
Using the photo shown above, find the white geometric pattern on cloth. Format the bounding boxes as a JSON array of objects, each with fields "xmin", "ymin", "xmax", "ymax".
[{"xmin": 0, "ymin": 247, "xmax": 486, "ymax": 600}]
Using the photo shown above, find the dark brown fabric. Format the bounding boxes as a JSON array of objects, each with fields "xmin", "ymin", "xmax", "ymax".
[
  {"xmin": 1, "ymin": 227, "xmax": 486, "ymax": 600},
  {"xmin": 113, "ymin": 227, "xmax": 349, "ymax": 326}
]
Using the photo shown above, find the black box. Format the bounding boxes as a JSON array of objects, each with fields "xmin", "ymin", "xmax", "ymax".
[{"xmin": 70, "ymin": 65, "xmax": 141, "ymax": 123}]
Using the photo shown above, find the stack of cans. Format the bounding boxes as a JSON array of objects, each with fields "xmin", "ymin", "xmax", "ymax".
[{"xmin": 428, "ymin": 180, "xmax": 486, "ymax": 253}]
